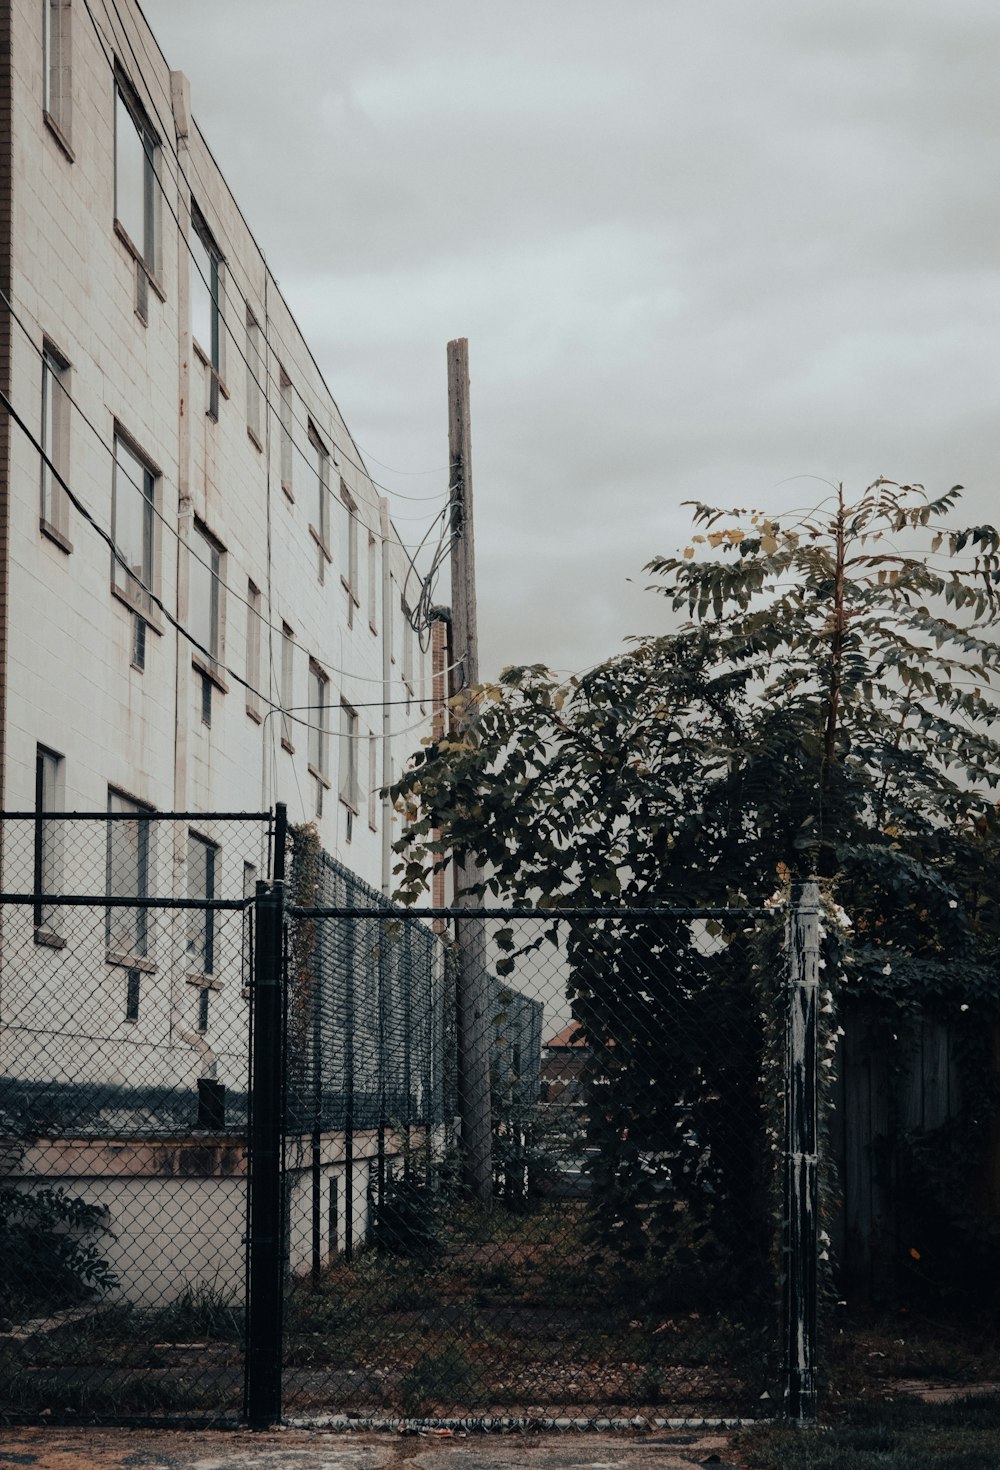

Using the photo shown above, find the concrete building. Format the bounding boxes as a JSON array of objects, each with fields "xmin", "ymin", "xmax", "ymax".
[{"xmin": 0, "ymin": 0, "xmax": 450, "ymax": 1305}]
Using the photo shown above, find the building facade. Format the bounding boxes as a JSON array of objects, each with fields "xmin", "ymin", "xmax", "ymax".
[{"xmin": 0, "ymin": 0, "xmax": 451, "ymax": 1304}]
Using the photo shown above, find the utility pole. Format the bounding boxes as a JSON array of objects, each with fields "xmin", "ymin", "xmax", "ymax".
[{"xmin": 447, "ymin": 338, "xmax": 493, "ymax": 1202}]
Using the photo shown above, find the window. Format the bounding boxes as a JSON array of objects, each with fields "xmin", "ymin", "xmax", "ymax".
[
  {"xmin": 308, "ymin": 660, "xmax": 329, "ymax": 816},
  {"xmin": 106, "ymin": 790, "xmax": 152, "ymax": 961},
  {"xmin": 43, "ymin": 0, "xmax": 72, "ymax": 146},
  {"xmin": 187, "ymin": 833, "xmax": 218, "ymax": 1034},
  {"xmin": 308, "ymin": 420, "xmax": 330, "ymax": 575},
  {"xmin": 368, "ymin": 732, "xmax": 378, "ymax": 832},
  {"xmin": 112, "ymin": 432, "xmax": 156, "ymax": 647},
  {"xmin": 246, "ymin": 307, "xmax": 263, "ymax": 445},
  {"xmin": 280, "ymin": 622, "xmax": 294, "ymax": 750},
  {"xmin": 367, "ymin": 532, "xmax": 378, "ymax": 632},
  {"xmin": 189, "ymin": 521, "xmax": 225, "ymax": 724},
  {"xmin": 114, "ymin": 76, "xmax": 158, "ymax": 319},
  {"xmin": 245, "ymin": 580, "xmax": 262, "ymax": 720},
  {"xmin": 191, "ymin": 205, "xmax": 224, "ymax": 416},
  {"xmin": 279, "ymin": 368, "xmax": 294, "ymax": 496},
  {"xmin": 242, "ymin": 860, "xmax": 256, "ymax": 989},
  {"xmin": 187, "ymin": 833, "xmax": 217, "ymax": 974},
  {"xmin": 402, "ymin": 598, "xmax": 414, "ymax": 693},
  {"xmin": 339, "ymin": 700, "xmax": 359, "ymax": 841},
  {"xmin": 40, "ymin": 343, "xmax": 71, "ymax": 548},
  {"xmin": 340, "ymin": 482, "xmax": 358, "ymax": 625},
  {"xmin": 34, "ymin": 745, "xmax": 64, "ymax": 940}
]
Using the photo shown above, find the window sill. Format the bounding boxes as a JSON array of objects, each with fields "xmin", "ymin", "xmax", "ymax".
[
  {"xmin": 308, "ymin": 764, "xmax": 331, "ymax": 790},
  {"xmin": 281, "ymin": 482, "xmax": 294, "ymax": 503},
  {"xmin": 185, "ymin": 973, "xmax": 223, "ymax": 992},
  {"xmin": 309, "ymin": 525, "xmax": 332, "ymax": 563},
  {"xmin": 281, "ymin": 736, "xmax": 295, "ymax": 754},
  {"xmin": 106, "ymin": 950, "xmax": 156, "ymax": 973},
  {"xmin": 247, "ymin": 426, "xmax": 263, "ymax": 453},
  {"xmin": 34, "ymin": 927, "xmax": 67, "ymax": 950},
  {"xmin": 246, "ymin": 702, "xmax": 263, "ymax": 724},
  {"xmin": 113, "ymin": 220, "xmax": 166, "ymax": 301},
  {"xmin": 111, "ymin": 579, "xmax": 164, "ymax": 633},
  {"xmin": 192, "ymin": 653, "xmax": 229, "ymax": 694},
  {"xmin": 43, "ymin": 111, "xmax": 75, "ymax": 162},
  {"xmin": 369, "ymin": 620, "xmax": 379, "ymax": 637},
  {"xmin": 339, "ymin": 795, "xmax": 359, "ymax": 817},
  {"xmin": 341, "ymin": 577, "xmax": 360, "ymax": 606},
  {"xmin": 40, "ymin": 518, "xmax": 73, "ymax": 554},
  {"xmin": 193, "ymin": 341, "xmax": 230, "ymax": 402}
]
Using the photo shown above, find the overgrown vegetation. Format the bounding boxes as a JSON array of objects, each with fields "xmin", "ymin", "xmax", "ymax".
[
  {"xmin": 734, "ymin": 1395, "xmax": 1000, "ymax": 1469},
  {"xmin": 392, "ymin": 481, "xmax": 1000, "ymax": 1304},
  {"xmin": 0, "ymin": 1184, "xmax": 117, "ymax": 1317}
]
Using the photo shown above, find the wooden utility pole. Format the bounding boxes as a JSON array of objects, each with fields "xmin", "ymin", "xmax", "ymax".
[{"xmin": 447, "ymin": 338, "xmax": 493, "ymax": 1202}]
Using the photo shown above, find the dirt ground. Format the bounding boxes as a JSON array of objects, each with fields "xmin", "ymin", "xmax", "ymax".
[{"xmin": 0, "ymin": 1424, "xmax": 742, "ymax": 1470}]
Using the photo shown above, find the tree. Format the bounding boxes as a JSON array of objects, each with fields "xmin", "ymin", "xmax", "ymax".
[{"xmin": 393, "ymin": 481, "xmax": 1000, "ymax": 1293}]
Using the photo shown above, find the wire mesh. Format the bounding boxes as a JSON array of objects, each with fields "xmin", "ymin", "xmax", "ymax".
[
  {"xmin": 281, "ymin": 905, "xmax": 786, "ymax": 1425},
  {"xmin": 0, "ymin": 813, "xmax": 269, "ymax": 1423}
]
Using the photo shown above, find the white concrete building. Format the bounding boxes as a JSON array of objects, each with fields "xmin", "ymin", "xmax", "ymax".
[{"xmin": 0, "ymin": 0, "xmax": 452, "ymax": 1304}]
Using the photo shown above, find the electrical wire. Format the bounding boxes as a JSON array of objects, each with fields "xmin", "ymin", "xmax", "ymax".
[
  {"xmin": 0, "ymin": 388, "xmax": 458, "ymax": 731},
  {"xmin": 88, "ymin": 0, "xmax": 452, "ymax": 513},
  {"xmin": 2, "ymin": 285, "xmax": 463, "ymax": 685}
]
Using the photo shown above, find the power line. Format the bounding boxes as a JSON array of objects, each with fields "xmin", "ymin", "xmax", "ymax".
[
  {"xmin": 2, "ymin": 285, "xmax": 457, "ymax": 679},
  {"xmin": 0, "ymin": 388, "xmax": 459, "ymax": 727},
  {"xmin": 87, "ymin": 0, "xmax": 452, "ymax": 515}
]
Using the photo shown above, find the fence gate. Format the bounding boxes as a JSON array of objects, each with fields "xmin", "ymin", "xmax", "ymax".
[
  {"xmin": 0, "ymin": 808, "xmax": 274, "ymax": 1424},
  {"xmin": 272, "ymin": 894, "xmax": 814, "ymax": 1429}
]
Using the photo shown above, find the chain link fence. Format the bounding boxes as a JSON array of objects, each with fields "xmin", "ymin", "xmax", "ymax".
[
  {"xmin": 280, "ymin": 902, "xmax": 789, "ymax": 1426},
  {"xmin": 0, "ymin": 810, "xmax": 823, "ymax": 1429},
  {"xmin": 0, "ymin": 811, "xmax": 271, "ymax": 1422}
]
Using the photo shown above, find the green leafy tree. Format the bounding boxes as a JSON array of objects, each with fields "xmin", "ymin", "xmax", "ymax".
[{"xmin": 394, "ymin": 481, "xmax": 1000, "ymax": 1292}]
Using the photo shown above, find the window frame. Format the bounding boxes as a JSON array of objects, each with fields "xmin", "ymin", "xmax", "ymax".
[
  {"xmin": 34, "ymin": 744, "xmax": 65, "ymax": 943},
  {"xmin": 189, "ymin": 518, "xmax": 226, "ymax": 678},
  {"xmin": 105, "ymin": 788, "xmax": 154, "ymax": 967},
  {"xmin": 40, "ymin": 341, "xmax": 72, "ymax": 551},
  {"xmin": 339, "ymin": 699, "xmax": 359, "ymax": 815},
  {"xmin": 43, "ymin": 0, "xmax": 73, "ymax": 155},
  {"xmin": 191, "ymin": 203, "xmax": 225, "ymax": 417},
  {"xmin": 280, "ymin": 621, "xmax": 295, "ymax": 752},
  {"xmin": 245, "ymin": 579, "xmax": 262, "ymax": 722},
  {"xmin": 245, "ymin": 305, "xmax": 263, "ymax": 448},
  {"xmin": 367, "ymin": 531, "xmax": 378, "ymax": 633},
  {"xmin": 307, "ymin": 659, "xmax": 330, "ymax": 815},
  {"xmin": 114, "ymin": 71, "xmax": 160, "ymax": 318},
  {"xmin": 340, "ymin": 480, "xmax": 359, "ymax": 625},
  {"xmin": 111, "ymin": 427, "xmax": 161, "ymax": 642},
  {"xmin": 279, "ymin": 367, "xmax": 294, "ymax": 498},
  {"xmin": 308, "ymin": 419, "xmax": 331, "ymax": 574},
  {"xmin": 368, "ymin": 731, "xmax": 378, "ymax": 832}
]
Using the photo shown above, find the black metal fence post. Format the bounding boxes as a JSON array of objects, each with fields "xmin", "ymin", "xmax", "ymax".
[
  {"xmin": 244, "ymin": 874, "xmax": 286, "ymax": 1428},
  {"xmin": 784, "ymin": 878, "xmax": 821, "ymax": 1425}
]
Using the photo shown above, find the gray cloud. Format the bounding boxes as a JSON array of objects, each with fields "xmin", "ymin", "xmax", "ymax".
[{"xmin": 147, "ymin": 0, "xmax": 1000, "ymax": 678}]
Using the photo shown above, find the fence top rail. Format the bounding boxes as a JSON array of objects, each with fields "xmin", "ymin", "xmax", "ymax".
[
  {"xmin": 0, "ymin": 810, "xmax": 272, "ymax": 821},
  {"xmin": 0, "ymin": 892, "xmax": 251, "ymax": 910},
  {"xmin": 287, "ymin": 903, "xmax": 785, "ymax": 921}
]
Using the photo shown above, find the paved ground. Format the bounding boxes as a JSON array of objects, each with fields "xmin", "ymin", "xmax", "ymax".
[{"xmin": 0, "ymin": 1426, "xmax": 742, "ymax": 1470}]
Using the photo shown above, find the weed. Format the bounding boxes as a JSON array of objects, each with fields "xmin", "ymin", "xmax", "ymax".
[
  {"xmin": 397, "ymin": 1345, "xmax": 482, "ymax": 1415},
  {"xmin": 146, "ymin": 1284, "xmax": 243, "ymax": 1342}
]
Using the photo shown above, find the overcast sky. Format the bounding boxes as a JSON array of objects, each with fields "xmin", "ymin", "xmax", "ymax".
[{"xmin": 145, "ymin": 0, "xmax": 1000, "ymax": 681}]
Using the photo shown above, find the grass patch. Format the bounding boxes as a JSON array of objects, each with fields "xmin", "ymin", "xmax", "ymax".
[{"xmin": 734, "ymin": 1397, "xmax": 1000, "ymax": 1470}]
